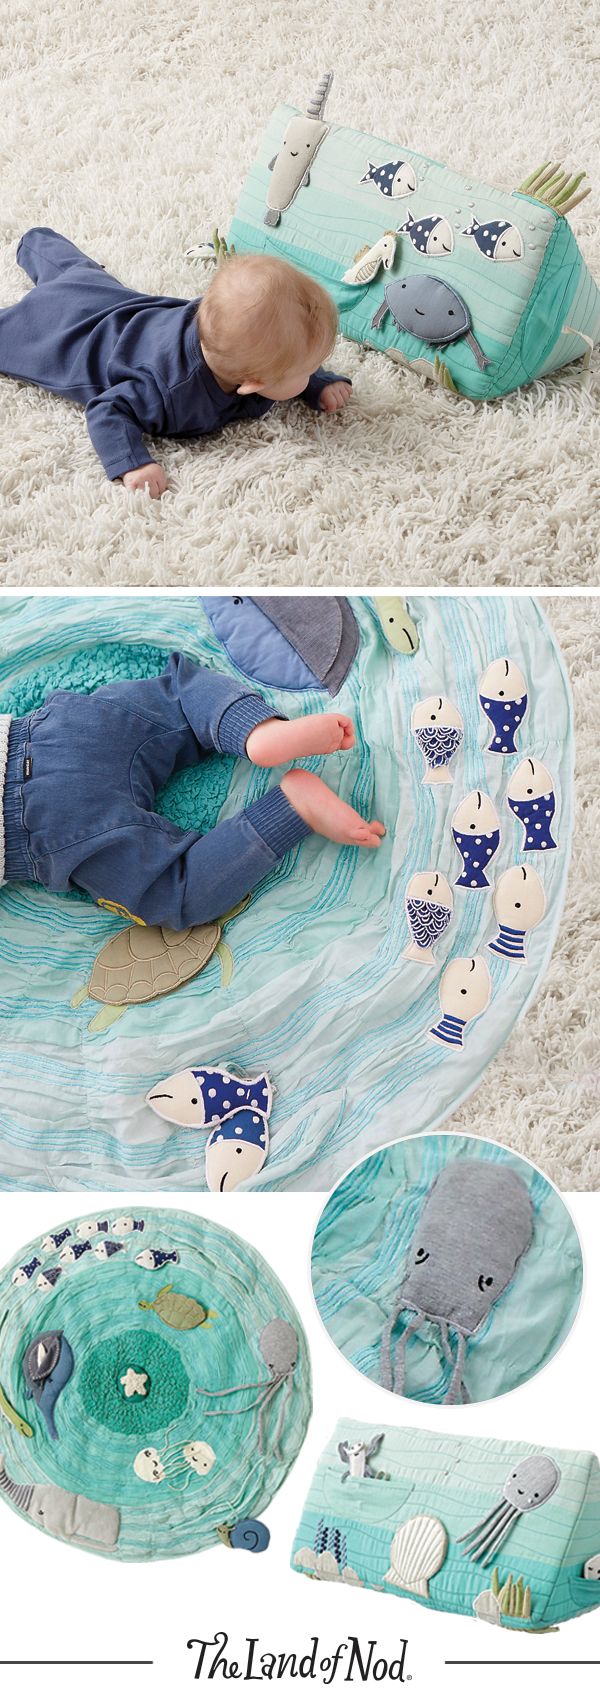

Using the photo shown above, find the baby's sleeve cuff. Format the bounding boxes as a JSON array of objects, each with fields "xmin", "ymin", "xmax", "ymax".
[{"xmin": 217, "ymin": 694, "xmax": 286, "ymax": 756}]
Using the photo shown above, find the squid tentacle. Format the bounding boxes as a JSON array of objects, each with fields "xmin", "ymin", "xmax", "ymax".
[
  {"xmin": 476, "ymin": 1507, "xmax": 521, "ymax": 1567},
  {"xmin": 467, "ymin": 1504, "xmax": 518, "ymax": 1565},
  {"xmin": 380, "ymin": 1291, "xmax": 408, "ymax": 1390},
  {"xmin": 458, "ymin": 1497, "xmax": 506, "ymax": 1546},
  {"xmin": 197, "ymin": 1376, "xmax": 272, "ymax": 1398},
  {"xmin": 257, "ymin": 1376, "xmax": 284, "ymax": 1452},
  {"xmin": 437, "ymin": 1319, "xmax": 455, "ymax": 1366},
  {"xmin": 394, "ymin": 1312, "xmax": 424, "ymax": 1393},
  {"xmin": 271, "ymin": 1370, "xmax": 294, "ymax": 1460},
  {"xmin": 444, "ymin": 1330, "xmax": 467, "ymax": 1405}
]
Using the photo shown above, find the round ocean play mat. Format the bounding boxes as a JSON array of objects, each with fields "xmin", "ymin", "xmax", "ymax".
[
  {"xmin": 0, "ymin": 595, "xmax": 573, "ymax": 1191},
  {"xmin": 0, "ymin": 1207, "xmax": 311, "ymax": 1561},
  {"xmin": 311, "ymin": 1134, "xmax": 583, "ymax": 1406}
]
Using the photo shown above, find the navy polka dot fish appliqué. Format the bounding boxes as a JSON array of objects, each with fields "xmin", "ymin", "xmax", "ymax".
[
  {"xmin": 506, "ymin": 760, "xmax": 558, "ymax": 852},
  {"xmin": 397, "ymin": 211, "xmax": 455, "ymax": 257},
  {"xmin": 462, "ymin": 215, "xmax": 524, "ymax": 262},
  {"xmin": 205, "ymin": 1108, "xmax": 270, "ymax": 1194},
  {"xmin": 479, "ymin": 659, "xmax": 528, "ymax": 754},
  {"xmin": 452, "ymin": 792, "xmax": 501, "ymax": 889},
  {"xmin": 146, "ymin": 1065, "xmax": 273, "ymax": 1191},
  {"xmin": 360, "ymin": 159, "xmax": 417, "ymax": 198},
  {"xmin": 147, "ymin": 1065, "xmax": 272, "ymax": 1127}
]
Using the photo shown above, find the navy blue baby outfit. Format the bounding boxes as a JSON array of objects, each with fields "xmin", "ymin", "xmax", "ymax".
[
  {"xmin": 2, "ymin": 656, "xmax": 310, "ymax": 928},
  {"xmin": 0, "ymin": 228, "xmax": 348, "ymax": 480}
]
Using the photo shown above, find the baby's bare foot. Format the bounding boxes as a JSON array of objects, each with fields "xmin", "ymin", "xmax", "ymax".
[
  {"xmin": 246, "ymin": 712, "xmax": 355, "ymax": 767},
  {"xmin": 281, "ymin": 769, "xmax": 385, "ymax": 848}
]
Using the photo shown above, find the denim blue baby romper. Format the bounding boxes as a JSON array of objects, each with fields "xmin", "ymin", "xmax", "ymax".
[
  {"xmin": 0, "ymin": 228, "xmax": 347, "ymax": 479},
  {"xmin": 2, "ymin": 655, "xmax": 309, "ymax": 927}
]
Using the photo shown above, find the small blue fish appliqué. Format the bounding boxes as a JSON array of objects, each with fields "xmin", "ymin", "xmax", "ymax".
[
  {"xmin": 398, "ymin": 211, "xmax": 455, "ymax": 256},
  {"xmin": 462, "ymin": 215, "xmax": 524, "ymax": 261},
  {"xmin": 360, "ymin": 159, "xmax": 417, "ymax": 198}
]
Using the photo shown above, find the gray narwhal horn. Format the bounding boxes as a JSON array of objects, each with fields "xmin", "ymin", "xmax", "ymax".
[
  {"xmin": 306, "ymin": 71, "xmax": 333, "ymax": 120},
  {"xmin": 0, "ymin": 1456, "xmax": 34, "ymax": 1513}
]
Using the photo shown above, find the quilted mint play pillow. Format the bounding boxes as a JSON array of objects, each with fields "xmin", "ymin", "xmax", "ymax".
[
  {"xmin": 292, "ymin": 1421, "xmax": 600, "ymax": 1630},
  {"xmin": 229, "ymin": 73, "xmax": 600, "ymax": 400}
]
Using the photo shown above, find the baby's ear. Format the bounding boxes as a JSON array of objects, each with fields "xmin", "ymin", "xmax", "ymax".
[{"xmin": 237, "ymin": 381, "xmax": 259, "ymax": 395}]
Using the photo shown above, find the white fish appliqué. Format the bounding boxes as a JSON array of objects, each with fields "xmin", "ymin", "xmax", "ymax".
[{"xmin": 343, "ymin": 232, "xmax": 397, "ymax": 286}]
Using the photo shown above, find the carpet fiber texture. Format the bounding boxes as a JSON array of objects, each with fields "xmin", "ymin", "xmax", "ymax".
[
  {"xmin": 448, "ymin": 595, "xmax": 600, "ymax": 1190},
  {"xmin": 1, "ymin": 0, "xmax": 598, "ymax": 586}
]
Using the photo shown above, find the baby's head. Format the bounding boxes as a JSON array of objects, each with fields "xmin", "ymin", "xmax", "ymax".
[{"xmin": 197, "ymin": 254, "xmax": 338, "ymax": 400}]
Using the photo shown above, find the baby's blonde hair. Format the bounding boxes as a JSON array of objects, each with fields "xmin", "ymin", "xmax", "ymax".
[{"xmin": 198, "ymin": 253, "xmax": 338, "ymax": 385}]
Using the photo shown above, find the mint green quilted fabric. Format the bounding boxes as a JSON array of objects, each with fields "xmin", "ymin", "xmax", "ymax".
[
  {"xmin": 230, "ymin": 103, "xmax": 600, "ymax": 398},
  {"xmin": 0, "ymin": 1206, "xmax": 311, "ymax": 1561},
  {"xmin": 292, "ymin": 1421, "xmax": 600, "ymax": 1627}
]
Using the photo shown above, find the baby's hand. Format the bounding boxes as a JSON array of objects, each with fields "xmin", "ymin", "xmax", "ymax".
[
  {"xmin": 319, "ymin": 381, "xmax": 352, "ymax": 413},
  {"xmin": 122, "ymin": 463, "xmax": 168, "ymax": 499}
]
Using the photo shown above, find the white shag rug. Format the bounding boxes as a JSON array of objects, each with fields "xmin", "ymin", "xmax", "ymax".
[
  {"xmin": 448, "ymin": 595, "xmax": 600, "ymax": 1190},
  {"xmin": 1, "ymin": 0, "xmax": 599, "ymax": 586}
]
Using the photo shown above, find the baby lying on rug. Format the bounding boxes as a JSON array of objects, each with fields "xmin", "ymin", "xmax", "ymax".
[
  {"xmin": 0, "ymin": 656, "xmax": 383, "ymax": 927},
  {"xmin": 0, "ymin": 229, "xmax": 351, "ymax": 497}
]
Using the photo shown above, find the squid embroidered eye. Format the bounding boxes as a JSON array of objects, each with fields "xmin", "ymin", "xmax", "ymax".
[
  {"xmin": 414, "ymin": 1247, "xmax": 429, "ymax": 1263},
  {"xmin": 233, "ymin": 596, "xmax": 244, "ymax": 605},
  {"xmin": 478, "ymin": 1274, "xmax": 494, "ymax": 1291}
]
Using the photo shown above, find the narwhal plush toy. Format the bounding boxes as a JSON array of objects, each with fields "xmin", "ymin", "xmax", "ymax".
[{"xmin": 265, "ymin": 71, "xmax": 333, "ymax": 227}]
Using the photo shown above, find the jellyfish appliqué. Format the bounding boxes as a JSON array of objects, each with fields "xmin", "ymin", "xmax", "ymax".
[
  {"xmin": 134, "ymin": 1438, "xmax": 216, "ymax": 1489},
  {"xmin": 196, "ymin": 1318, "xmax": 298, "ymax": 1462},
  {"xmin": 458, "ymin": 1455, "xmax": 561, "ymax": 1566}
]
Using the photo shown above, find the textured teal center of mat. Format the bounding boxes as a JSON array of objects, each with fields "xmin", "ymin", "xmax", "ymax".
[
  {"xmin": 79, "ymin": 1327, "xmax": 189, "ymax": 1433},
  {"xmin": 0, "ymin": 642, "xmax": 235, "ymax": 839}
]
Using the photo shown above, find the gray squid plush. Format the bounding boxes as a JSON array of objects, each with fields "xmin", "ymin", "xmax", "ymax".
[{"xmin": 380, "ymin": 1161, "xmax": 534, "ymax": 1404}]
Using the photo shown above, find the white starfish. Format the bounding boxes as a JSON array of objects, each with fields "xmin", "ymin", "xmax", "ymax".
[{"xmin": 120, "ymin": 1368, "xmax": 148, "ymax": 1399}]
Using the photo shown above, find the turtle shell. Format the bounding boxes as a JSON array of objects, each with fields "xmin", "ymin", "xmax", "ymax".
[
  {"xmin": 142, "ymin": 1287, "xmax": 210, "ymax": 1330},
  {"xmin": 88, "ymin": 922, "xmax": 222, "ymax": 1006}
]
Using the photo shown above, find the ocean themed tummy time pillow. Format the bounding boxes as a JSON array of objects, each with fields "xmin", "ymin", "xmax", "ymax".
[
  {"xmin": 0, "ymin": 1208, "xmax": 311, "ymax": 1561},
  {"xmin": 292, "ymin": 1422, "xmax": 600, "ymax": 1630},
  {"xmin": 228, "ymin": 72, "xmax": 600, "ymax": 399},
  {"xmin": 0, "ymin": 595, "xmax": 573, "ymax": 1192},
  {"xmin": 310, "ymin": 1135, "xmax": 583, "ymax": 1404}
]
